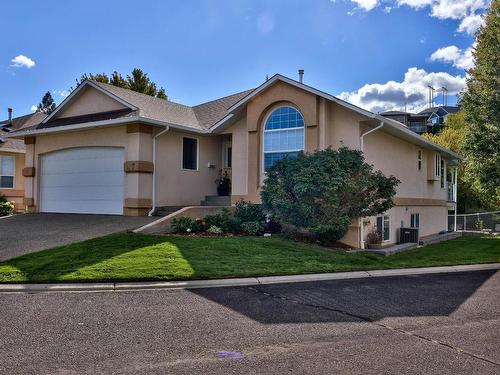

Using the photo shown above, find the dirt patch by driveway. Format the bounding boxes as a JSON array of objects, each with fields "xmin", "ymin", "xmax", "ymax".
[{"xmin": 0, "ymin": 214, "xmax": 155, "ymax": 261}]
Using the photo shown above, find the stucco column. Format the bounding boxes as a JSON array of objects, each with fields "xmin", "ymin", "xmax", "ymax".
[
  {"xmin": 123, "ymin": 124, "xmax": 154, "ymax": 216},
  {"xmin": 22, "ymin": 137, "xmax": 37, "ymax": 212}
]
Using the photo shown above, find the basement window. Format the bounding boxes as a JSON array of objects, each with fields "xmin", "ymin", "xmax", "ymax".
[{"xmin": 410, "ymin": 213, "xmax": 420, "ymax": 228}]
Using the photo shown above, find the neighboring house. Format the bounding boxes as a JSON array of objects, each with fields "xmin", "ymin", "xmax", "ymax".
[
  {"xmin": 381, "ymin": 106, "xmax": 460, "ymax": 134},
  {"xmin": 0, "ymin": 110, "xmax": 46, "ymax": 211},
  {"xmin": 9, "ymin": 74, "xmax": 460, "ymax": 248}
]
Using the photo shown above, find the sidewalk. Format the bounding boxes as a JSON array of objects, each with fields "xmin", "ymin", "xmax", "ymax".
[{"xmin": 1, "ymin": 263, "xmax": 499, "ymax": 293}]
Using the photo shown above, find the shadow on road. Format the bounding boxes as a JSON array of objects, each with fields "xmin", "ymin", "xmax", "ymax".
[{"xmin": 190, "ymin": 271, "xmax": 497, "ymax": 324}]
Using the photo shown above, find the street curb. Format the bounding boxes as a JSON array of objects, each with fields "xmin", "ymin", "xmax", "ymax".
[{"xmin": 0, "ymin": 263, "xmax": 499, "ymax": 293}]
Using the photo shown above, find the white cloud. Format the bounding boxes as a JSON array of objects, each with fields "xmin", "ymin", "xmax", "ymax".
[
  {"xmin": 430, "ymin": 45, "xmax": 474, "ymax": 69},
  {"xmin": 52, "ymin": 89, "xmax": 69, "ymax": 97},
  {"xmin": 338, "ymin": 67, "xmax": 466, "ymax": 113},
  {"xmin": 352, "ymin": 0, "xmax": 380, "ymax": 11},
  {"xmin": 11, "ymin": 55, "xmax": 35, "ymax": 69},
  {"xmin": 458, "ymin": 13, "xmax": 484, "ymax": 34},
  {"xmin": 30, "ymin": 105, "xmax": 37, "ymax": 112},
  {"xmin": 349, "ymin": 0, "xmax": 490, "ymax": 34}
]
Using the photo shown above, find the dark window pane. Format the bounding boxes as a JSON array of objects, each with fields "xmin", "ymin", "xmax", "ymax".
[
  {"xmin": 227, "ymin": 147, "xmax": 232, "ymax": 168},
  {"xmin": 183, "ymin": 137, "xmax": 198, "ymax": 170},
  {"xmin": 0, "ymin": 176, "xmax": 14, "ymax": 188}
]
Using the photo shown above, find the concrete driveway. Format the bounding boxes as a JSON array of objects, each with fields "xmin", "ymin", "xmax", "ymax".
[{"xmin": 0, "ymin": 213, "xmax": 155, "ymax": 261}]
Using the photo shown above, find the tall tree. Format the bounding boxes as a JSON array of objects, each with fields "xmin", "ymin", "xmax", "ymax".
[
  {"xmin": 73, "ymin": 69, "xmax": 168, "ymax": 100},
  {"xmin": 36, "ymin": 91, "xmax": 56, "ymax": 114},
  {"xmin": 424, "ymin": 112, "xmax": 490, "ymax": 211},
  {"xmin": 461, "ymin": 0, "xmax": 500, "ymax": 207}
]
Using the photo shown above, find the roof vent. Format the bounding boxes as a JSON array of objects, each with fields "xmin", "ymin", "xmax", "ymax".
[
  {"xmin": 7, "ymin": 108, "xmax": 12, "ymax": 123},
  {"xmin": 298, "ymin": 69, "xmax": 304, "ymax": 83}
]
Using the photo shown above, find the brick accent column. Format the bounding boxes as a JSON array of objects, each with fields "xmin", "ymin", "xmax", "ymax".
[
  {"xmin": 123, "ymin": 124, "xmax": 154, "ymax": 216},
  {"xmin": 23, "ymin": 137, "xmax": 37, "ymax": 212}
]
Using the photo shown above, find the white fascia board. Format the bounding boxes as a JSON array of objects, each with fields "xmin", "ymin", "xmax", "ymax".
[
  {"xmin": 0, "ymin": 147, "xmax": 25, "ymax": 154},
  {"xmin": 41, "ymin": 80, "xmax": 138, "ymax": 124}
]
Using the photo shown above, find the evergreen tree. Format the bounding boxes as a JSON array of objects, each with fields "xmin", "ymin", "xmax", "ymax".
[
  {"xmin": 461, "ymin": 0, "xmax": 500, "ymax": 207},
  {"xmin": 72, "ymin": 69, "xmax": 168, "ymax": 100},
  {"xmin": 36, "ymin": 91, "xmax": 56, "ymax": 114}
]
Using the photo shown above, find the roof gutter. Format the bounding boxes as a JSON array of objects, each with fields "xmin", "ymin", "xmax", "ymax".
[
  {"xmin": 359, "ymin": 120, "xmax": 384, "ymax": 250},
  {"xmin": 148, "ymin": 126, "xmax": 170, "ymax": 216},
  {"xmin": 360, "ymin": 120, "xmax": 384, "ymax": 152},
  {"xmin": 7, "ymin": 116, "xmax": 209, "ymax": 138}
]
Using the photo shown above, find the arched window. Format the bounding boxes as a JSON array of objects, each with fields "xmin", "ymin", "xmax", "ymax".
[{"xmin": 263, "ymin": 106, "xmax": 305, "ymax": 171}]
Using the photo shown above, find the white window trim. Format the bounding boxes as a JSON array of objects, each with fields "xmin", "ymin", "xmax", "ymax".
[
  {"xmin": 0, "ymin": 155, "xmax": 15, "ymax": 189},
  {"xmin": 181, "ymin": 136, "xmax": 199, "ymax": 171},
  {"xmin": 261, "ymin": 104, "xmax": 306, "ymax": 180}
]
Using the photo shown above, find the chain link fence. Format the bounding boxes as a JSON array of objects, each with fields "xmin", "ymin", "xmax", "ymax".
[{"xmin": 448, "ymin": 211, "xmax": 500, "ymax": 232}]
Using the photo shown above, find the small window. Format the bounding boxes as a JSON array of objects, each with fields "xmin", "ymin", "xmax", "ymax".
[
  {"xmin": 182, "ymin": 137, "xmax": 198, "ymax": 170},
  {"xmin": 376, "ymin": 214, "xmax": 391, "ymax": 242},
  {"xmin": 223, "ymin": 142, "xmax": 232, "ymax": 168},
  {"xmin": 410, "ymin": 213, "xmax": 420, "ymax": 228},
  {"xmin": 440, "ymin": 159, "xmax": 445, "ymax": 188},
  {"xmin": 417, "ymin": 150, "xmax": 422, "ymax": 171},
  {"xmin": 435, "ymin": 154, "xmax": 441, "ymax": 177},
  {"xmin": 0, "ymin": 156, "xmax": 14, "ymax": 188}
]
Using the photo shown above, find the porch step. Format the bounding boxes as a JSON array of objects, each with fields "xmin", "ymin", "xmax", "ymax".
[
  {"xmin": 154, "ymin": 206, "xmax": 186, "ymax": 217},
  {"xmin": 200, "ymin": 196, "xmax": 231, "ymax": 206},
  {"xmin": 419, "ymin": 231, "xmax": 463, "ymax": 245}
]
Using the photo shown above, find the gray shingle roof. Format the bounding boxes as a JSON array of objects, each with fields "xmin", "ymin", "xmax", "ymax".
[
  {"xmin": 1, "ymin": 112, "xmax": 47, "ymax": 151},
  {"xmin": 8, "ymin": 81, "xmax": 255, "ymax": 135},
  {"xmin": 90, "ymin": 81, "xmax": 253, "ymax": 130}
]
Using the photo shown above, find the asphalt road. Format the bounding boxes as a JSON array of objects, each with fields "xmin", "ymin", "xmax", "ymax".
[
  {"xmin": 0, "ymin": 214, "xmax": 154, "ymax": 261},
  {"xmin": 1, "ymin": 271, "xmax": 499, "ymax": 374}
]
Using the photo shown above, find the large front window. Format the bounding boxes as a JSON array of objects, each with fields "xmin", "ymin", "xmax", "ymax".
[{"xmin": 263, "ymin": 106, "xmax": 305, "ymax": 171}]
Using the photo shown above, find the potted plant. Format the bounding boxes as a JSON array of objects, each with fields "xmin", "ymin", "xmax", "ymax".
[
  {"xmin": 215, "ymin": 169, "xmax": 231, "ymax": 196},
  {"xmin": 366, "ymin": 227, "xmax": 384, "ymax": 249}
]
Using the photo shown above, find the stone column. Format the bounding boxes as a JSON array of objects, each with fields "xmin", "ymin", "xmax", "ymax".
[{"xmin": 123, "ymin": 124, "xmax": 154, "ymax": 216}]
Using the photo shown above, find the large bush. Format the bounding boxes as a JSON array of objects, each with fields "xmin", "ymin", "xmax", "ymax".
[{"xmin": 261, "ymin": 147, "xmax": 399, "ymax": 243}]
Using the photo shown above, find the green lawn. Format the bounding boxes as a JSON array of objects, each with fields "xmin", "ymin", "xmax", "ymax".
[{"xmin": 0, "ymin": 234, "xmax": 498, "ymax": 283}]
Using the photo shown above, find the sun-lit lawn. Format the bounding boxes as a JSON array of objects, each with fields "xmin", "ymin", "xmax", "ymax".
[{"xmin": 0, "ymin": 233, "xmax": 498, "ymax": 283}]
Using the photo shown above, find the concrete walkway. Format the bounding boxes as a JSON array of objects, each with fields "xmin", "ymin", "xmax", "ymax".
[{"xmin": 1, "ymin": 263, "xmax": 498, "ymax": 293}]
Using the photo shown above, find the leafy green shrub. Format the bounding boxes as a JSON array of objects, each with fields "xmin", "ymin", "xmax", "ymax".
[
  {"xmin": 171, "ymin": 216, "xmax": 204, "ymax": 233},
  {"xmin": 0, "ymin": 194, "xmax": 7, "ymax": 203},
  {"xmin": 234, "ymin": 200, "xmax": 264, "ymax": 223},
  {"xmin": 204, "ymin": 209, "xmax": 240, "ymax": 232},
  {"xmin": 241, "ymin": 221, "xmax": 264, "ymax": 236},
  {"xmin": 0, "ymin": 201, "xmax": 15, "ymax": 217},
  {"xmin": 207, "ymin": 225, "xmax": 223, "ymax": 235},
  {"xmin": 261, "ymin": 147, "xmax": 399, "ymax": 244}
]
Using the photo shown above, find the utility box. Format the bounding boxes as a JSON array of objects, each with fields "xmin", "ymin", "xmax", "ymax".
[{"xmin": 399, "ymin": 227, "xmax": 419, "ymax": 244}]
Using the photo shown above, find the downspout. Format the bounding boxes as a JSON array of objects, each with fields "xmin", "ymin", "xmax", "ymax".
[
  {"xmin": 358, "ymin": 121, "xmax": 385, "ymax": 249},
  {"xmin": 148, "ymin": 126, "xmax": 170, "ymax": 216}
]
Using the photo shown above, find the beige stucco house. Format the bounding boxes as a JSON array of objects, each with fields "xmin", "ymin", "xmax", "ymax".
[
  {"xmin": 0, "ymin": 111, "xmax": 46, "ymax": 211},
  {"xmin": 9, "ymin": 74, "xmax": 460, "ymax": 248}
]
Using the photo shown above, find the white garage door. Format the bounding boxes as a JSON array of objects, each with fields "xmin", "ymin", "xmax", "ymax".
[{"xmin": 40, "ymin": 147, "xmax": 124, "ymax": 215}]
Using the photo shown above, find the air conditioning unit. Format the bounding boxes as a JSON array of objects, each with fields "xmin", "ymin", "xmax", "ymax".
[{"xmin": 399, "ymin": 227, "xmax": 419, "ymax": 244}]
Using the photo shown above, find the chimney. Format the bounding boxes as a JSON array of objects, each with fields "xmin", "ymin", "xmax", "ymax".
[
  {"xmin": 7, "ymin": 108, "xmax": 12, "ymax": 123},
  {"xmin": 298, "ymin": 69, "xmax": 304, "ymax": 83}
]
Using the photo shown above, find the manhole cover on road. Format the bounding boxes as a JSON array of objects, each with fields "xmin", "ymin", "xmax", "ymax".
[{"xmin": 216, "ymin": 351, "xmax": 245, "ymax": 359}]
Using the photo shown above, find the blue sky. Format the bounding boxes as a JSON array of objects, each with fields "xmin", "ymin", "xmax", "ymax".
[{"xmin": 0, "ymin": 0, "xmax": 488, "ymax": 118}]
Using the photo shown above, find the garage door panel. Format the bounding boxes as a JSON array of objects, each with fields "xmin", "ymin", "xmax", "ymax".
[
  {"xmin": 40, "ymin": 147, "xmax": 125, "ymax": 215},
  {"xmin": 41, "ymin": 172, "xmax": 124, "ymax": 189}
]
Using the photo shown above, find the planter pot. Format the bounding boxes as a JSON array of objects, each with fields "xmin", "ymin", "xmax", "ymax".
[{"xmin": 217, "ymin": 185, "xmax": 230, "ymax": 196}]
